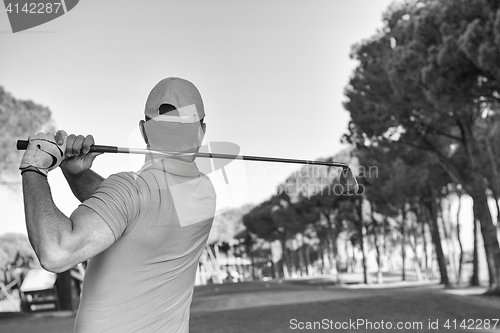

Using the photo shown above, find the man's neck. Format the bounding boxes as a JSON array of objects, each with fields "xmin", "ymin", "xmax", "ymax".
[{"xmin": 144, "ymin": 148, "xmax": 197, "ymax": 164}]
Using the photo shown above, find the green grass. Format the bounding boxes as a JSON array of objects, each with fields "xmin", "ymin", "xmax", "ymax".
[{"xmin": 190, "ymin": 280, "xmax": 500, "ymax": 333}]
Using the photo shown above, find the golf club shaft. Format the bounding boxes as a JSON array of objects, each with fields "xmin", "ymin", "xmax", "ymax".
[{"xmin": 16, "ymin": 140, "xmax": 350, "ymax": 168}]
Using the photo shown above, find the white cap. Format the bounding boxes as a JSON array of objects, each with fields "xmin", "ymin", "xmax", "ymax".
[{"xmin": 144, "ymin": 77, "xmax": 205, "ymax": 122}]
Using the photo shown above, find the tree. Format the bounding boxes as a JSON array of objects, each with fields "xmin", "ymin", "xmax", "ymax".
[
  {"xmin": 243, "ymin": 192, "xmax": 308, "ymax": 278},
  {"xmin": 352, "ymin": 139, "xmax": 453, "ymax": 285},
  {"xmin": 0, "ymin": 87, "xmax": 82, "ymax": 308},
  {"xmin": 306, "ymin": 185, "xmax": 343, "ymax": 276},
  {"xmin": 344, "ymin": 0, "xmax": 500, "ymax": 292},
  {"xmin": 208, "ymin": 204, "xmax": 254, "ymax": 244},
  {"xmin": 0, "ymin": 86, "xmax": 54, "ymax": 183},
  {"xmin": 0, "ymin": 233, "xmax": 39, "ymax": 285}
]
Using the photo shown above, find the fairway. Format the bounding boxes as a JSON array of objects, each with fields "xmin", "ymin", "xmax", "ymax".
[
  {"xmin": 1, "ymin": 279, "xmax": 499, "ymax": 333},
  {"xmin": 190, "ymin": 280, "xmax": 500, "ymax": 333}
]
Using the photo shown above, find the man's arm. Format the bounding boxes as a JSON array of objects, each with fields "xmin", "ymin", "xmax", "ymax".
[
  {"xmin": 58, "ymin": 133, "xmax": 103, "ymax": 202},
  {"xmin": 22, "ymin": 171, "xmax": 115, "ymax": 273},
  {"xmin": 62, "ymin": 169, "xmax": 104, "ymax": 202}
]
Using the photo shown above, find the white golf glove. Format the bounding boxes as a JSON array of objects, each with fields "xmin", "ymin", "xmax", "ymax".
[{"xmin": 19, "ymin": 130, "xmax": 68, "ymax": 177}]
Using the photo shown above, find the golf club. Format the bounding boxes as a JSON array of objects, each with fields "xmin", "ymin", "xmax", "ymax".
[{"xmin": 17, "ymin": 140, "xmax": 359, "ymax": 194}]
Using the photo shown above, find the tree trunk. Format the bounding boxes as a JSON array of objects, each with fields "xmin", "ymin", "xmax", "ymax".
[
  {"xmin": 249, "ymin": 253, "xmax": 256, "ymax": 280},
  {"xmin": 383, "ymin": 217, "xmax": 388, "ymax": 260},
  {"xmin": 370, "ymin": 202, "xmax": 383, "ymax": 284},
  {"xmin": 304, "ymin": 243, "xmax": 312, "ymax": 276},
  {"xmin": 324, "ymin": 245, "xmax": 331, "ymax": 274},
  {"xmin": 317, "ymin": 244, "xmax": 324, "ymax": 274},
  {"xmin": 490, "ymin": 187, "xmax": 500, "ymax": 230},
  {"xmin": 470, "ymin": 218, "xmax": 480, "ymax": 286},
  {"xmin": 346, "ymin": 240, "xmax": 355, "ymax": 273},
  {"xmin": 421, "ymin": 219, "xmax": 429, "ymax": 280},
  {"xmin": 357, "ymin": 198, "xmax": 369, "ymax": 284},
  {"xmin": 463, "ymin": 126, "xmax": 500, "ymax": 291},
  {"xmin": 425, "ymin": 193, "xmax": 451, "ymax": 287},
  {"xmin": 439, "ymin": 198, "xmax": 458, "ymax": 283},
  {"xmin": 470, "ymin": 183, "xmax": 500, "ymax": 290},
  {"xmin": 288, "ymin": 239, "xmax": 296, "ymax": 277},
  {"xmin": 271, "ymin": 254, "xmax": 279, "ymax": 280},
  {"xmin": 206, "ymin": 245, "xmax": 223, "ymax": 284},
  {"xmin": 484, "ymin": 137, "xmax": 500, "ymax": 229},
  {"xmin": 408, "ymin": 216, "xmax": 423, "ymax": 281},
  {"xmin": 323, "ymin": 210, "xmax": 339, "ymax": 276},
  {"xmin": 280, "ymin": 238, "xmax": 289, "ymax": 279},
  {"xmin": 401, "ymin": 205, "xmax": 406, "ymax": 282},
  {"xmin": 455, "ymin": 193, "xmax": 464, "ymax": 285},
  {"xmin": 373, "ymin": 234, "xmax": 383, "ymax": 283},
  {"xmin": 296, "ymin": 235, "xmax": 306, "ymax": 277},
  {"xmin": 383, "ymin": 216, "xmax": 393, "ymax": 272},
  {"xmin": 334, "ymin": 236, "xmax": 342, "ymax": 283},
  {"xmin": 327, "ymin": 236, "xmax": 336, "ymax": 275},
  {"xmin": 245, "ymin": 241, "xmax": 256, "ymax": 280}
]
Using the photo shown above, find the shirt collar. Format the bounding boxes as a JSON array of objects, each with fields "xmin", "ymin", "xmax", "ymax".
[{"xmin": 140, "ymin": 158, "xmax": 200, "ymax": 177}]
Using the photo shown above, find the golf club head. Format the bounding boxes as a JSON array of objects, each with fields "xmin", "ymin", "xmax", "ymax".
[{"xmin": 339, "ymin": 167, "xmax": 359, "ymax": 195}]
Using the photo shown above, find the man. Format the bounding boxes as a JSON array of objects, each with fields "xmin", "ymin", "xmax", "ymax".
[{"xmin": 20, "ymin": 77, "xmax": 216, "ymax": 332}]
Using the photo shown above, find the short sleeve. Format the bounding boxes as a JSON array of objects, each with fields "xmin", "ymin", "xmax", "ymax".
[{"xmin": 80, "ymin": 172, "xmax": 140, "ymax": 240}]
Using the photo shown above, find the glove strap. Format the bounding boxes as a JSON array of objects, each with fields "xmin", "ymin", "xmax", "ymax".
[{"xmin": 21, "ymin": 168, "xmax": 47, "ymax": 178}]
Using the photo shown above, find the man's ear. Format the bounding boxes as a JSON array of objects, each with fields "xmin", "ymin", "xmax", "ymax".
[
  {"xmin": 139, "ymin": 120, "xmax": 148, "ymax": 144},
  {"xmin": 199, "ymin": 122, "xmax": 207, "ymax": 144},
  {"xmin": 195, "ymin": 122, "xmax": 207, "ymax": 147}
]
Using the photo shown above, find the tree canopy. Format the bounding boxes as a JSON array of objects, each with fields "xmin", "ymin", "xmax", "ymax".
[
  {"xmin": 0, "ymin": 86, "xmax": 54, "ymax": 183},
  {"xmin": 344, "ymin": 0, "xmax": 500, "ymax": 290}
]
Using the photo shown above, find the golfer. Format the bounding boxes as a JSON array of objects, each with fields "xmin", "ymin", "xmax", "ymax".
[{"xmin": 20, "ymin": 77, "xmax": 216, "ymax": 332}]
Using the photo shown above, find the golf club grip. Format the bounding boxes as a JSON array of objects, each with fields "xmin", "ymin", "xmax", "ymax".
[
  {"xmin": 16, "ymin": 140, "xmax": 118, "ymax": 153},
  {"xmin": 89, "ymin": 145, "xmax": 118, "ymax": 153},
  {"xmin": 17, "ymin": 140, "xmax": 29, "ymax": 150}
]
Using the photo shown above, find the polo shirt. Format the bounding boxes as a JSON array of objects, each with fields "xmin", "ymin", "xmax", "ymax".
[{"xmin": 74, "ymin": 158, "xmax": 216, "ymax": 333}]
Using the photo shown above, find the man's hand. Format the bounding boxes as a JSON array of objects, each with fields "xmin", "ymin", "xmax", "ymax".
[
  {"xmin": 19, "ymin": 131, "xmax": 68, "ymax": 176},
  {"xmin": 57, "ymin": 133, "xmax": 102, "ymax": 176}
]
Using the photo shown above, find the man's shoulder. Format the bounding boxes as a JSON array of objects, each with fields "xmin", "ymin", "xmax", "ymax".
[
  {"xmin": 100, "ymin": 171, "xmax": 141, "ymax": 190},
  {"xmin": 198, "ymin": 172, "xmax": 216, "ymax": 194},
  {"xmin": 105, "ymin": 171, "xmax": 136, "ymax": 182}
]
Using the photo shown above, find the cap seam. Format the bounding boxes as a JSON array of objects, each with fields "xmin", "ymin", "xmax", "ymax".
[{"xmin": 166, "ymin": 78, "xmax": 173, "ymax": 113}]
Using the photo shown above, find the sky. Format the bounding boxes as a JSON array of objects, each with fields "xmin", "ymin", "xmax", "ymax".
[{"xmin": 0, "ymin": 0, "xmax": 479, "ymax": 240}]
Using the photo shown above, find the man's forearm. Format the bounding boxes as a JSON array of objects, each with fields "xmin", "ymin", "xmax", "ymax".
[
  {"xmin": 62, "ymin": 168, "xmax": 104, "ymax": 202},
  {"xmin": 22, "ymin": 172, "xmax": 73, "ymax": 269}
]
